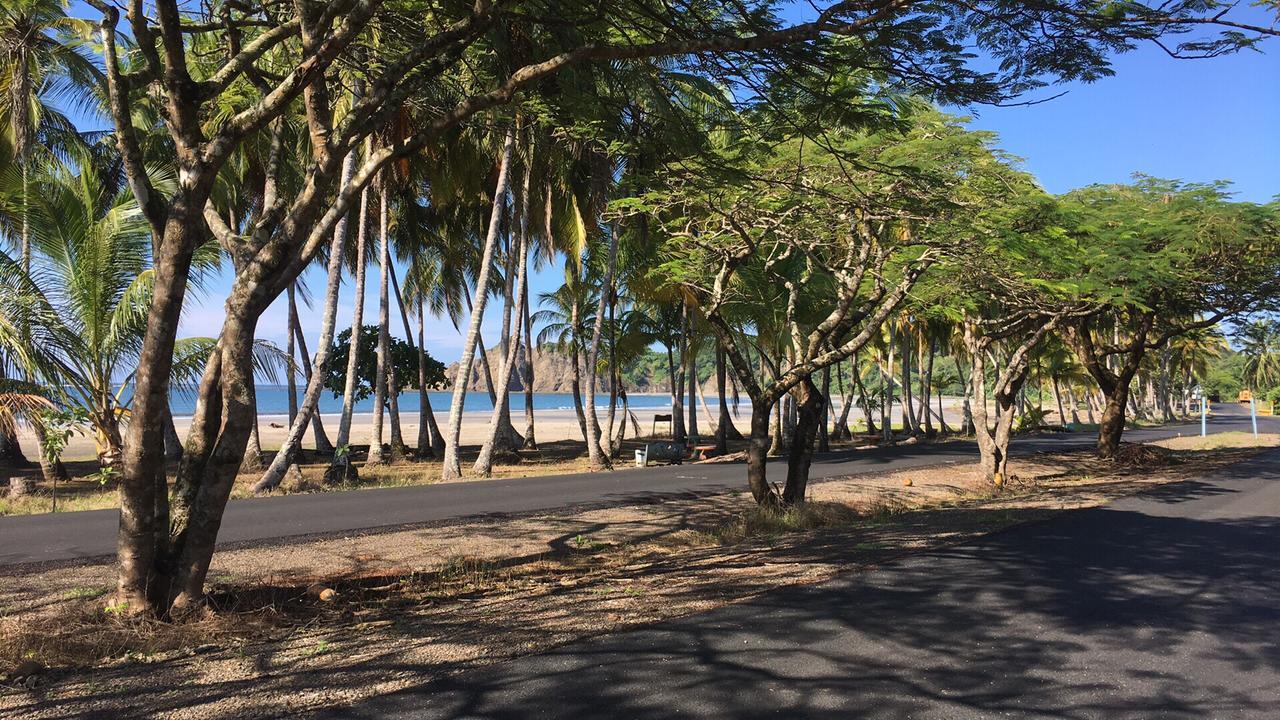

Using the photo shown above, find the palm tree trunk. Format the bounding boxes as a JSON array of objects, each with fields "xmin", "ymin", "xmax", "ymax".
[
  {"xmin": 583, "ymin": 225, "xmax": 618, "ymax": 470},
  {"xmin": 240, "ymin": 378, "xmax": 264, "ymax": 472},
  {"xmin": 162, "ymin": 404, "xmax": 183, "ymax": 462},
  {"xmin": 256, "ymin": 144, "xmax": 357, "ymax": 492},
  {"xmin": 367, "ymin": 183, "xmax": 392, "ymax": 465},
  {"xmin": 335, "ymin": 184, "xmax": 371, "ymax": 450},
  {"xmin": 604, "ymin": 289, "xmax": 619, "ymax": 455},
  {"xmin": 818, "ymin": 365, "xmax": 831, "ymax": 453},
  {"xmin": 921, "ymin": 338, "xmax": 936, "ymax": 436},
  {"xmin": 289, "ymin": 296, "xmax": 333, "ymax": 453},
  {"xmin": 715, "ymin": 346, "xmax": 732, "ymax": 454},
  {"xmin": 388, "ymin": 260, "xmax": 440, "ymax": 456},
  {"xmin": 955, "ymin": 351, "xmax": 974, "ymax": 434},
  {"xmin": 570, "ymin": 332, "xmax": 588, "ymax": 441},
  {"xmin": 521, "ymin": 281, "xmax": 537, "ymax": 449},
  {"xmin": 416, "ymin": 295, "xmax": 444, "ymax": 455},
  {"xmin": 287, "ymin": 285, "xmax": 299, "ymax": 429},
  {"xmin": 441, "ymin": 127, "xmax": 516, "ymax": 481},
  {"xmin": 685, "ymin": 313, "xmax": 699, "ymax": 443},
  {"xmin": 474, "ymin": 194, "xmax": 531, "ymax": 476},
  {"xmin": 665, "ymin": 345, "xmax": 680, "ymax": 440}
]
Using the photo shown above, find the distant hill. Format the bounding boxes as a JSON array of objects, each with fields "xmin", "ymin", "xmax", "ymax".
[{"xmin": 446, "ymin": 345, "xmax": 680, "ymax": 394}]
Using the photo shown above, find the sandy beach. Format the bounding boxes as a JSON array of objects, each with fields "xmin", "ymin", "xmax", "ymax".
[{"xmin": 14, "ymin": 397, "xmax": 976, "ymax": 463}]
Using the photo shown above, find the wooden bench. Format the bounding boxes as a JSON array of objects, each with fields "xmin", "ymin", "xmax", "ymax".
[{"xmin": 689, "ymin": 444, "xmax": 717, "ymax": 461}]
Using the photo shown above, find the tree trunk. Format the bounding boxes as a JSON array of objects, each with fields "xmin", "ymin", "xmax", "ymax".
[
  {"xmin": 441, "ymin": 128, "xmax": 516, "ymax": 481},
  {"xmin": 666, "ymin": 345, "xmax": 683, "ymax": 441},
  {"xmin": 254, "ymin": 148, "xmax": 355, "ymax": 493},
  {"xmin": 116, "ymin": 203, "xmax": 207, "ymax": 613},
  {"xmin": 685, "ymin": 312, "xmax": 699, "ymax": 442},
  {"xmin": 715, "ymin": 346, "xmax": 731, "ymax": 455},
  {"xmin": 817, "ymin": 366, "xmax": 831, "ymax": 453},
  {"xmin": 162, "ymin": 405, "xmax": 183, "ymax": 462},
  {"xmin": 521, "ymin": 279, "xmax": 537, "ymax": 449},
  {"xmin": 900, "ymin": 329, "xmax": 917, "ymax": 435},
  {"xmin": 672, "ymin": 340, "xmax": 688, "ymax": 443},
  {"xmin": 1052, "ymin": 375, "xmax": 1066, "ymax": 426},
  {"xmin": 782, "ymin": 377, "xmax": 824, "ymax": 504},
  {"xmin": 570, "ymin": 335, "xmax": 588, "ymax": 441},
  {"xmin": 416, "ymin": 296, "xmax": 443, "ymax": 456},
  {"xmin": 239, "ymin": 378, "xmax": 264, "ymax": 472},
  {"xmin": 852, "ymin": 366, "xmax": 876, "ymax": 437},
  {"xmin": 367, "ymin": 184, "xmax": 392, "ymax": 466},
  {"xmin": 955, "ymin": 353, "xmax": 974, "ymax": 435},
  {"xmin": 1065, "ymin": 381, "xmax": 1082, "ymax": 425},
  {"xmin": 921, "ymin": 338, "xmax": 936, "ymax": 437},
  {"xmin": 746, "ymin": 401, "xmax": 775, "ymax": 504},
  {"xmin": 335, "ymin": 185, "xmax": 371, "ymax": 451},
  {"xmin": 603, "ymin": 283, "xmax": 619, "ymax": 455},
  {"xmin": 582, "ymin": 225, "xmax": 619, "ymax": 470},
  {"xmin": 475, "ymin": 160, "xmax": 533, "ymax": 477},
  {"xmin": 287, "ymin": 285, "xmax": 299, "ymax": 429},
  {"xmin": 1097, "ymin": 388, "xmax": 1129, "ymax": 459},
  {"xmin": 289, "ymin": 299, "xmax": 334, "ymax": 454}
]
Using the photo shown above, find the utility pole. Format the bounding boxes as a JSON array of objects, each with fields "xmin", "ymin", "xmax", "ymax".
[
  {"xmin": 1200, "ymin": 385, "xmax": 1207, "ymax": 438},
  {"xmin": 1250, "ymin": 393, "xmax": 1258, "ymax": 438}
]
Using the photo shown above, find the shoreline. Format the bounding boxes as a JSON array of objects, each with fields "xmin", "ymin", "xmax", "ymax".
[{"xmin": 15, "ymin": 398, "xmax": 970, "ymax": 463}]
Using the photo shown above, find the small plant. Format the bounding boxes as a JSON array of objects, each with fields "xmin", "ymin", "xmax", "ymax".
[
  {"xmin": 64, "ymin": 587, "xmax": 109, "ymax": 601},
  {"xmin": 305, "ymin": 640, "xmax": 332, "ymax": 657},
  {"xmin": 572, "ymin": 534, "xmax": 592, "ymax": 550},
  {"xmin": 91, "ymin": 464, "xmax": 119, "ymax": 486},
  {"xmin": 103, "ymin": 600, "xmax": 129, "ymax": 616}
]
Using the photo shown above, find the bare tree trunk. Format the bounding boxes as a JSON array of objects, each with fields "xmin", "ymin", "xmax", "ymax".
[
  {"xmin": 474, "ymin": 189, "xmax": 531, "ymax": 477},
  {"xmin": 255, "ymin": 148, "xmax": 356, "ymax": 492},
  {"xmin": 746, "ymin": 401, "xmax": 775, "ymax": 505},
  {"xmin": 287, "ymin": 284, "xmax": 299, "ymax": 429},
  {"xmin": 782, "ymin": 376, "xmax": 824, "ymax": 504},
  {"xmin": 901, "ymin": 329, "xmax": 917, "ymax": 435},
  {"xmin": 582, "ymin": 225, "xmax": 618, "ymax": 470},
  {"xmin": 521, "ymin": 280, "xmax": 537, "ymax": 449},
  {"xmin": 240, "ymin": 378, "xmax": 264, "ymax": 472},
  {"xmin": 715, "ymin": 346, "xmax": 732, "ymax": 454},
  {"xmin": 290, "ymin": 293, "xmax": 333, "ymax": 454},
  {"xmin": 604, "ymin": 289, "xmax": 619, "ymax": 455},
  {"xmin": 416, "ymin": 296, "xmax": 444, "ymax": 455},
  {"xmin": 684, "ymin": 312, "xmax": 699, "ymax": 442},
  {"xmin": 441, "ymin": 128, "xmax": 516, "ymax": 481},
  {"xmin": 162, "ymin": 405, "xmax": 183, "ymax": 462},
  {"xmin": 335, "ymin": 185, "xmax": 371, "ymax": 451},
  {"xmin": 367, "ymin": 184, "xmax": 391, "ymax": 466},
  {"xmin": 921, "ymin": 338, "xmax": 936, "ymax": 436},
  {"xmin": 667, "ymin": 344, "xmax": 685, "ymax": 441},
  {"xmin": 954, "ymin": 352, "xmax": 974, "ymax": 435},
  {"xmin": 883, "ymin": 336, "xmax": 896, "ymax": 444},
  {"xmin": 817, "ymin": 365, "xmax": 831, "ymax": 453},
  {"xmin": 570, "ymin": 333, "xmax": 588, "ymax": 441}
]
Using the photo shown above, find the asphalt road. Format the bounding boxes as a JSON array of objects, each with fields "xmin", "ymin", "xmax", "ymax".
[
  {"xmin": 329, "ymin": 426, "xmax": 1280, "ymax": 719},
  {"xmin": 1, "ymin": 406, "xmax": 1271, "ymax": 567}
]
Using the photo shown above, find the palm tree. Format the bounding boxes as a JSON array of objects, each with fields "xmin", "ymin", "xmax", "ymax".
[
  {"xmin": 440, "ymin": 125, "xmax": 517, "ymax": 482},
  {"xmin": 0, "ymin": 163, "xmax": 222, "ymax": 469},
  {"xmin": 1236, "ymin": 319, "xmax": 1280, "ymax": 395},
  {"xmin": 533, "ymin": 275, "xmax": 598, "ymax": 441},
  {"xmin": 1, "ymin": 0, "xmax": 102, "ymax": 269}
]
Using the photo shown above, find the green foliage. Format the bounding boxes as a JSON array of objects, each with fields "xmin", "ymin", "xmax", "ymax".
[
  {"xmin": 34, "ymin": 405, "xmax": 87, "ymax": 466},
  {"xmin": 323, "ymin": 325, "xmax": 445, "ymax": 402}
]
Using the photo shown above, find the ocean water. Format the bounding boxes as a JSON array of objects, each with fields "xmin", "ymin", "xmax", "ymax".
[{"xmin": 166, "ymin": 384, "xmax": 685, "ymax": 419}]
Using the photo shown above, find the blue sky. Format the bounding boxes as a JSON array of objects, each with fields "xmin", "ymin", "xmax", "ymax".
[{"xmin": 58, "ymin": 4, "xmax": 1280, "ymax": 364}]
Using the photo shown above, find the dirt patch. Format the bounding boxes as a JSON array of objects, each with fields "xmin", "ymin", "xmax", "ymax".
[{"xmin": 0, "ymin": 440, "xmax": 1270, "ymax": 718}]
